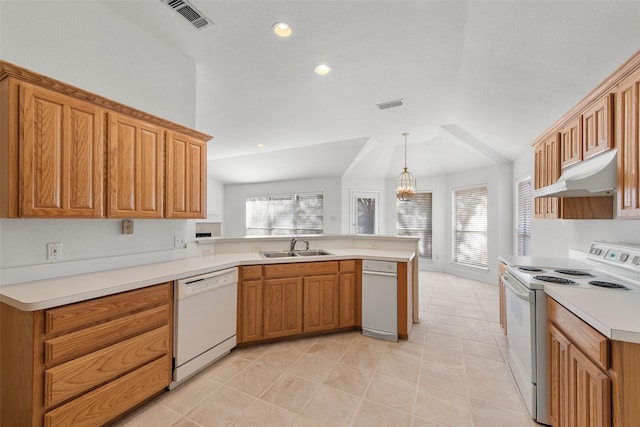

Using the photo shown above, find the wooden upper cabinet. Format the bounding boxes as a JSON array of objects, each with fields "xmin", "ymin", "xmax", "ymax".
[
  {"xmin": 617, "ymin": 68, "xmax": 640, "ymax": 219},
  {"xmin": 108, "ymin": 113, "xmax": 164, "ymax": 218},
  {"xmin": 534, "ymin": 134, "xmax": 561, "ymax": 219},
  {"xmin": 561, "ymin": 116, "xmax": 582, "ymax": 168},
  {"xmin": 18, "ymin": 82, "xmax": 104, "ymax": 217},
  {"xmin": 166, "ymin": 131, "xmax": 206, "ymax": 218},
  {"xmin": 583, "ymin": 93, "xmax": 614, "ymax": 160}
]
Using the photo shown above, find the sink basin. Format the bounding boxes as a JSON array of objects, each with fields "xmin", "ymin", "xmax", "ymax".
[
  {"xmin": 260, "ymin": 249, "xmax": 333, "ymax": 258},
  {"xmin": 261, "ymin": 250, "xmax": 297, "ymax": 258},
  {"xmin": 295, "ymin": 249, "xmax": 333, "ymax": 256}
]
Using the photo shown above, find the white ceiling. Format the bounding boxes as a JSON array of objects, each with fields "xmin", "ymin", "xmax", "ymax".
[{"xmin": 101, "ymin": 0, "xmax": 640, "ymax": 184}]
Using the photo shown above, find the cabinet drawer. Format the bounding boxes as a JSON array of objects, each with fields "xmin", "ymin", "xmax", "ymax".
[
  {"xmin": 241, "ymin": 265, "xmax": 263, "ymax": 279},
  {"xmin": 264, "ymin": 261, "xmax": 338, "ymax": 278},
  {"xmin": 339, "ymin": 260, "xmax": 356, "ymax": 272},
  {"xmin": 548, "ymin": 298, "xmax": 609, "ymax": 370},
  {"xmin": 45, "ymin": 283, "xmax": 171, "ymax": 335},
  {"xmin": 44, "ymin": 325, "xmax": 169, "ymax": 408},
  {"xmin": 45, "ymin": 304, "xmax": 169, "ymax": 366},
  {"xmin": 44, "ymin": 356, "xmax": 170, "ymax": 427}
]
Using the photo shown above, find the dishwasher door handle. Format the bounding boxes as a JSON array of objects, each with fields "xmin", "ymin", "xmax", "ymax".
[{"xmin": 363, "ymin": 270, "xmax": 397, "ymax": 278}]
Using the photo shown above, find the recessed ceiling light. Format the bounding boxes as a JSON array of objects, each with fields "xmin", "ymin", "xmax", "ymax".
[
  {"xmin": 257, "ymin": 143, "xmax": 265, "ymax": 148},
  {"xmin": 314, "ymin": 64, "xmax": 331, "ymax": 76},
  {"xmin": 272, "ymin": 22, "xmax": 292, "ymax": 38}
]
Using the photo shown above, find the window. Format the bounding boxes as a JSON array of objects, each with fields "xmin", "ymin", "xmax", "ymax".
[
  {"xmin": 246, "ymin": 193, "xmax": 323, "ymax": 235},
  {"xmin": 517, "ymin": 178, "xmax": 532, "ymax": 256},
  {"xmin": 397, "ymin": 192, "xmax": 432, "ymax": 259},
  {"xmin": 452, "ymin": 185, "xmax": 488, "ymax": 268}
]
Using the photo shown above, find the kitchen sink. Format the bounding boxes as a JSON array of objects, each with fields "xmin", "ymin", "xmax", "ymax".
[
  {"xmin": 261, "ymin": 250, "xmax": 297, "ymax": 258},
  {"xmin": 260, "ymin": 249, "xmax": 333, "ymax": 258},
  {"xmin": 294, "ymin": 249, "xmax": 333, "ymax": 256}
]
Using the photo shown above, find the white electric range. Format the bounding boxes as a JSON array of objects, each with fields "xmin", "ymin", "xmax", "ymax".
[{"xmin": 502, "ymin": 241, "xmax": 640, "ymax": 425}]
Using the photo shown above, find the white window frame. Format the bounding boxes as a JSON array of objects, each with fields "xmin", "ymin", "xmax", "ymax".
[
  {"xmin": 246, "ymin": 193, "xmax": 324, "ymax": 236},
  {"xmin": 350, "ymin": 190, "xmax": 379, "ymax": 234},
  {"xmin": 396, "ymin": 191, "xmax": 433, "ymax": 259}
]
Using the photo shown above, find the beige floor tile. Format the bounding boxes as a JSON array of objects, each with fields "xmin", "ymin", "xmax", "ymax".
[
  {"xmin": 459, "ymin": 327, "xmax": 497, "ymax": 344},
  {"xmin": 410, "ymin": 416, "xmax": 450, "ymax": 426},
  {"xmin": 277, "ymin": 336, "xmax": 320, "ymax": 353},
  {"xmin": 376, "ymin": 352, "xmax": 420, "ymax": 385},
  {"xmin": 324, "ymin": 361, "xmax": 374, "ymax": 396},
  {"xmin": 231, "ymin": 344, "xmax": 270, "ymax": 361},
  {"xmin": 424, "ymin": 332, "xmax": 463, "ymax": 352},
  {"xmin": 233, "ymin": 399, "xmax": 297, "ymax": 427},
  {"xmin": 327, "ymin": 330, "xmax": 360, "ymax": 345},
  {"xmin": 463, "ymin": 354, "xmax": 512, "ymax": 382},
  {"xmin": 385, "ymin": 339, "xmax": 424, "ymax": 362},
  {"xmin": 287, "ymin": 353, "xmax": 337, "ymax": 383},
  {"xmin": 261, "ymin": 374, "xmax": 319, "ymax": 413},
  {"xmin": 470, "ymin": 400, "xmax": 535, "ymax": 427},
  {"xmin": 170, "ymin": 418, "xmax": 200, "ymax": 427},
  {"xmin": 462, "ymin": 339, "xmax": 503, "ymax": 361},
  {"xmin": 291, "ymin": 414, "xmax": 335, "ymax": 427},
  {"xmin": 183, "ymin": 385, "xmax": 254, "ymax": 426},
  {"xmin": 340, "ymin": 344, "xmax": 383, "ymax": 370},
  {"xmin": 422, "ymin": 347, "xmax": 465, "ymax": 372},
  {"xmin": 258, "ymin": 346, "xmax": 305, "ymax": 370},
  {"xmin": 156, "ymin": 376, "xmax": 223, "ymax": 415},
  {"xmin": 365, "ymin": 373, "xmax": 416, "ymax": 413},
  {"xmin": 226, "ymin": 361, "xmax": 284, "ymax": 397},
  {"xmin": 414, "ymin": 388, "xmax": 473, "ymax": 427},
  {"xmin": 301, "ymin": 384, "xmax": 362, "ymax": 426},
  {"xmin": 418, "ymin": 364, "xmax": 468, "ymax": 397},
  {"xmin": 467, "ymin": 374, "xmax": 529, "ymax": 413},
  {"xmin": 306, "ymin": 340, "xmax": 349, "ymax": 360},
  {"xmin": 352, "ymin": 400, "xmax": 412, "ymax": 427},
  {"xmin": 202, "ymin": 354, "xmax": 251, "ymax": 383},
  {"xmin": 352, "ymin": 334, "xmax": 391, "ymax": 352}
]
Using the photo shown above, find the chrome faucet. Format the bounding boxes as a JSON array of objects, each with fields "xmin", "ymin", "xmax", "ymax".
[{"xmin": 290, "ymin": 238, "xmax": 298, "ymax": 252}]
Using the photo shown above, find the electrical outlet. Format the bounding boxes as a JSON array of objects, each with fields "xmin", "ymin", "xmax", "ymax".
[
  {"xmin": 174, "ymin": 234, "xmax": 186, "ymax": 249},
  {"xmin": 47, "ymin": 242, "xmax": 62, "ymax": 260},
  {"xmin": 122, "ymin": 219, "xmax": 134, "ymax": 234},
  {"xmin": 202, "ymin": 246, "xmax": 214, "ymax": 256}
]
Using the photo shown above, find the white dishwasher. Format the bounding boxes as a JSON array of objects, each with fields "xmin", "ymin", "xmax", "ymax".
[
  {"xmin": 171, "ymin": 267, "xmax": 237, "ymax": 389},
  {"xmin": 362, "ymin": 260, "xmax": 398, "ymax": 342}
]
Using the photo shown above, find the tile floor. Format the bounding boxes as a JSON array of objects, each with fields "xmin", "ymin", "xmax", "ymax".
[{"xmin": 115, "ymin": 271, "xmax": 545, "ymax": 427}]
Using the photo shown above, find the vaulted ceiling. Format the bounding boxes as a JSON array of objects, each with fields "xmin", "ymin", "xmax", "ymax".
[{"xmin": 102, "ymin": 0, "xmax": 640, "ymax": 184}]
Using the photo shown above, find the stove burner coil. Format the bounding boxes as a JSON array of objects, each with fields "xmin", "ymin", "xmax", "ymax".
[
  {"xmin": 554, "ymin": 269, "xmax": 594, "ymax": 277},
  {"xmin": 533, "ymin": 275, "xmax": 577, "ymax": 285},
  {"xmin": 589, "ymin": 281, "xmax": 629, "ymax": 290},
  {"xmin": 519, "ymin": 266, "xmax": 543, "ymax": 273}
]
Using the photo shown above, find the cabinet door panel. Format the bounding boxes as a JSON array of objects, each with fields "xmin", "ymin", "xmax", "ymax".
[
  {"xmin": 108, "ymin": 113, "xmax": 163, "ymax": 218},
  {"xmin": 583, "ymin": 94, "xmax": 614, "ymax": 160},
  {"xmin": 166, "ymin": 132, "xmax": 206, "ymax": 218},
  {"xmin": 549, "ymin": 323, "xmax": 571, "ymax": 427},
  {"xmin": 303, "ymin": 274, "xmax": 339, "ymax": 333},
  {"xmin": 339, "ymin": 272, "xmax": 357, "ymax": 328},
  {"xmin": 617, "ymin": 69, "xmax": 640, "ymax": 218},
  {"xmin": 570, "ymin": 345, "xmax": 611, "ymax": 427},
  {"xmin": 19, "ymin": 83, "xmax": 103, "ymax": 217},
  {"xmin": 263, "ymin": 278, "xmax": 302, "ymax": 339},
  {"xmin": 561, "ymin": 116, "xmax": 582, "ymax": 168},
  {"xmin": 238, "ymin": 279, "xmax": 263, "ymax": 343}
]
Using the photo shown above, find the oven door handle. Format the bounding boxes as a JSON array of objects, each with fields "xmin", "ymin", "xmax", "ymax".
[{"xmin": 503, "ymin": 273, "xmax": 531, "ymax": 302}]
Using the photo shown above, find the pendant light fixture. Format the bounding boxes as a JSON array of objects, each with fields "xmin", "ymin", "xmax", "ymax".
[{"xmin": 396, "ymin": 132, "xmax": 416, "ymax": 201}]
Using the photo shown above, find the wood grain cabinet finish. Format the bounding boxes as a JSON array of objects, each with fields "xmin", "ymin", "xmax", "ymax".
[
  {"xmin": 561, "ymin": 116, "xmax": 583, "ymax": 168},
  {"xmin": 303, "ymin": 274, "xmax": 340, "ymax": 333},
  {"xmin": 0, "ymin": 282, "xmax": 173, "ymax": 426},
  {"xmin": 617, "ymin": 68, "xmax": 640, "ymax": 219},
  {"xmin": 166, "ymin": 131, "xmax": 206, "ymax": 218},
  {"xmin": 339, "ymin": 266, "xmax": 358, "ymax": 328},
  {"xmin": 263, "ymin": 277, "xmax": 303, "ymax": 340},
  {"xmin": 583, "ymin": 93, "xmax": 614, "ymax": 160},
  {"xmin": 534, "ymin": 134, "xmax": 561, "ymax": 219},
  {"xmin": 108, "ymin": 112, "xmax": 164, "ymax": 218},
  {"xmin": 238, "ymin": 278, "xmax": 264, "ymax": 343},
  {"xmin": 548, "ymin": 298, "xmax": 611, "ymax": 427},
  {"xmin": 0, "ymin": 80, "xmax": 105, "ymax": 217},
  {"xmin": 0, "ymin": 60, "xmax": 211, "ymax": 219}
]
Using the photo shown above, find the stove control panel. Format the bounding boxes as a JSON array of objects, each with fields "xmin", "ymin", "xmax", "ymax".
[{"xmin": 588, "ymin": 242, "xmax": 640, "ymax": 273}]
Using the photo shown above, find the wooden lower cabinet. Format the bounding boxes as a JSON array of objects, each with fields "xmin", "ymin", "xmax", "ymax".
[
  {"xmin": 263, "ymin": 277, "xmax": 303, "ymax": 339},
  {"xmin": 0, "ymin": 282, "xmax": 173, "ymax": 426},
  {"xmin": 303, "ymin": 274, "xmax": 339, "ymax": 333},
  {"xmin": 548, "ymin": 297, "xmax": 611, "ymax": 427},
  {"xmin": 237, "ymin": 260, "xmax": 362, "ymax": 344}
]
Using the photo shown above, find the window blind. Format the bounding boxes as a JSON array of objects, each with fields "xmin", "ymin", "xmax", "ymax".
[
  {"xmin": 397, "ymin": 192, "xmax": 432, "ymax": 259},
  {"xmin": 517, "ymin": 179, "xmax": 532, "ymax": 256},
  {"xmin": 452, "ymin": 185, "xmax": 488, "ymax": 268},
  {"xmin": 246, "ymin": 193, "xmax": 323, "ymax": 235}
]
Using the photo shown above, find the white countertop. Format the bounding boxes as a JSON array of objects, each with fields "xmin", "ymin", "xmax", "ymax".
[
  {"xmin": 499, "ymin": 255, "xmax": 590, "ymax": 270},
  {"xmin": 545, "ymin": 285, "xmax": 640, "ymax": 344},
  {"xmin": 0, "ymin": 248, "xmax": 415, "ymax": 311}
]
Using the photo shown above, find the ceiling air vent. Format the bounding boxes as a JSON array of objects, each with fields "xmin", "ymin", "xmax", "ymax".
[
  {"xmin": 376, "ymin": 99, "xmax": 405, "ymax": 110},
  {"xmin": 162, "ymin": 0, "xmax": 213, "ymax": 30}
]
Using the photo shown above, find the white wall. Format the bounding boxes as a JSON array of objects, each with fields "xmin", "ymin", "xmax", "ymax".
[
  {"xmin": 512, "ymin": 149, "xmax": 640, "ymax": 257},
  {"xmin": 389, "ymin": 163, "xmax": 513, "ymax": 284},
  {"xmin": 223, "ymin": 178, "xmax": 342, "ymax": 237},
  {"xmin": 0, "ymin": 1, "xmax": 199, "ymax": 269}
]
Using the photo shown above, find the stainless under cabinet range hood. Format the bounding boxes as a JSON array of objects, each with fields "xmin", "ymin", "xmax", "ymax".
[{"xmin": 533, "ymin": 149, "xmax": 617, "ymax": 198}]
